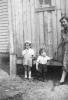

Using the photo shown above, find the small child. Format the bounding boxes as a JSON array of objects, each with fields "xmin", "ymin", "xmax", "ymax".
[
  {"xmin": 36, "ymin": 48, "xmax": 51, "ymax": 81},
  {"xmin": 22, "ymin": 41, "xmax": 35, "ymax": 80}
]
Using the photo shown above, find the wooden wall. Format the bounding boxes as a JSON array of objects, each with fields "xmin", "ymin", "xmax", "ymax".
[
  {"xmin": 0, "ymin": 0, "xmax": 9, "ymax": 53},
  {"xmin": 10, "ymin": 0, "xmax": 68, "ymax": 58},
  {"xmin": 10, "ymin": 0, "xmax": 35, "ymax": 57}
]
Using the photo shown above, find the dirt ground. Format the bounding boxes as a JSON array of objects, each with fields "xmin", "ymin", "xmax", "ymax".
[
  {"xmin": 0, "ymin": 76, "xmax": 68, "ymax": 100},
  {"xmin": 0, "ymin": 67, "xmax": 68, "ymax": 100}
]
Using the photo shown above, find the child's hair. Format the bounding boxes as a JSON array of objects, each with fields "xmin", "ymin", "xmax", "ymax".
[
  {"xmin": 24, "ymin": 42, "xmax": 31, "ymax": 49},
  {"xmin": 39, "ymin": 48, "xmax": 46, "ymax": 55},
  {"xmin": 60, "ymin": 16, "xmax": 68, "ymax": 22}
]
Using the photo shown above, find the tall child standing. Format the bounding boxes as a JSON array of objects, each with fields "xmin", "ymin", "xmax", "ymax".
[{"xmin": 22, "ymin": 41, "xmax": 35, "ymax": 79}]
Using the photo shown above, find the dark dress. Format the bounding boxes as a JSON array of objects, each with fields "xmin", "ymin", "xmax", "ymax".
[{"xmin": 61, "ymin": 27, "xmax": 68, "ymax": 72}]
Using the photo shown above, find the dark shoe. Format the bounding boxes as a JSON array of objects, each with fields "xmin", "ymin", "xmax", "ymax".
[
  {"xmin": 59, "ymin": 82, "xmax": 65, "ymax": 85},
  {"xmin": 23, "ymin": 77, "xmax": 28, "ymax": 81},
  {"xmin": 38, "ymin": 77, "xmax": 43, "ymax": 81},
  {"xmin": 55, "ymin": 82, "xmax": 65, "ymax": 86},
  {"xmin": 28, "ymin": 77, "xmax": 34, "ymax": 81}
]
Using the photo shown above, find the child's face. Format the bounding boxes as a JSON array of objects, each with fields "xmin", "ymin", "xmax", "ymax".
[
  {"xmin": 41, "ymin": 51, "xmax": 46, "ymax": 57},
  {"xmin": 25, "ymin": 43, "xmax": 30, "ymax": 49}
]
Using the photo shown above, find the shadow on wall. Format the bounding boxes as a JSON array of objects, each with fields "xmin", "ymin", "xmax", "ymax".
[{"xmin": 0, "ymin": 53, "xmax": 10, "ymax": 74}]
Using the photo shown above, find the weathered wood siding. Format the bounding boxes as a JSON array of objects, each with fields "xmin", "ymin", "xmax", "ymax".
[
  {"xmin": 0, "ymin": 0, "xmax": 9, "ymax": 52},
  {"xmin": 10, "ymin": 0, "xmax": 68, "ymax": 58}
]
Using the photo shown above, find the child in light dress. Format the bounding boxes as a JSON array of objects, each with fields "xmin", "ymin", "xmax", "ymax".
[
  {"xmin": 36, "ymin": 48, "xmax": 52, "ymax": 81},
  {"xmin": 22, "ymin": 41, "xmax": 35, "ymax": 79}
]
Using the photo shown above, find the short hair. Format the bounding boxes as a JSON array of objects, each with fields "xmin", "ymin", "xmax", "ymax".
[
  {"xmin": 39, "ymin": 48, "xmax": 46, "ymax": 55},
  {"xmin": 24, "ymin": 42, "xmax": 31, "ymax": 49},
  {"xmin": 60, "ymin": 16, "xmax": 68, "ymax": 22}
]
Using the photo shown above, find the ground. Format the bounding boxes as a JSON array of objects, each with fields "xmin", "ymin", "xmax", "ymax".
[{"xmin": 0, "ymin": 67, "xmax": 68, "ymax": 100}]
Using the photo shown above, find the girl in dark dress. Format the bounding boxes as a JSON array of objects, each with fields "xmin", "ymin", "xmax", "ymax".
[{"xmin": 58, "ymin": 16, "xmax": 68, "ymax": 85}]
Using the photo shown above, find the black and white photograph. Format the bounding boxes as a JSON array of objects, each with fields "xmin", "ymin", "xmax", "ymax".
[{"xmin": 0, "ymin": 0, "xmax": 68, "ymax": 100}]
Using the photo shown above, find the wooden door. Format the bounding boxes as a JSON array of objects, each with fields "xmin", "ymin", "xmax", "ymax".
[
  {"xmin": 35, "ymin": 5, "xmax": 62, "ymax": 63},
  {"xmin": 35, "ymin": 10, "xmax": 54, "ymax": 56}
]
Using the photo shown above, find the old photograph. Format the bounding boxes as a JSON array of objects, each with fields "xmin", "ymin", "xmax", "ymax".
[{"xmin": 0, "ymin": 0, "xmax": 68, "ymax": 100}]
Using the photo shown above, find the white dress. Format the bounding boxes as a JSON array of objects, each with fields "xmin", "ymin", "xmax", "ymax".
[{"xmin": 22, "ymin": 48, "xmax": 35, "ymax": 67}]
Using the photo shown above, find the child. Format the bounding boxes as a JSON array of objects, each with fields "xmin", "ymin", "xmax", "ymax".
[
  {"xmin": 22, "ymin": 41, "xmax": 35, "ymax": 80},
  {"xmin": 36, "ymin": 48, "xmax": 51, "ymax": 81}
]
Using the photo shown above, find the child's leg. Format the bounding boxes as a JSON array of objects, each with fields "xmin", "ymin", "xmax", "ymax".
[
  {"xmin": 60, "ymin": 70, "xmax": 67, "ymax": 83},
  {"xmin": 28, "ymin": 58, "xmax": 32, "ymax": 79},
  {"xmin": 28, "ymin": 66, "xmax": 32, "ymax": 79},
  {"xmin": 38, "ymin": 64, "xmax": 42, "ymax": 78},
  {"xmin": 42, "ymin": 66, "xmax": 44, "ymax": 81},
  {"xmin": 42, "ymin": 65, "xmax": 47, "ymax": 81},
  {"xmin": 24, "ymin": 65, "xmax": 28, "ymax": 78}
]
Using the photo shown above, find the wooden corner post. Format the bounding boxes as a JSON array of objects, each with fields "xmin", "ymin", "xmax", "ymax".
[{"xmin": 8, "ymin": 0, "xmax": 16, "ymax": 78}]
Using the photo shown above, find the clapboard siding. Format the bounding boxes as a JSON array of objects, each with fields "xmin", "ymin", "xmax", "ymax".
[
  {"xmin": 0, "ymin": 11, "xmax": 8, "ymax": 15},
  {"xmin": 0, "ymin": 6, "xmax": 8, "ymax": 10},
  {"xmin": 0, "ymin": 0, "xmax": 9, "ymax": 53},
  {"xmin": 0, "ymin": 9, "xmax": 8, "ymax": 13}
]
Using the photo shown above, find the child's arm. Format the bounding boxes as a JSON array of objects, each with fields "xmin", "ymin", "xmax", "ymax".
[
  {"xmin": 47, "ymin": 57, "xmax": 53, "ymax": 62},
  {"xmin": 32, "ymin": 49, "xmax": 35, "ymax": 57},
  {"xmin": 22, "ymin": 50, "xmax": 25, "ymax": 59}
]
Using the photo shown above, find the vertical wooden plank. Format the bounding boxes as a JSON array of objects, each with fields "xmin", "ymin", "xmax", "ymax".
[
  {"xmin": 10, "ymin": 54, "xmax": 16, "ymax": 77},
  {"xmin": 8, "ymin": 0, "xmax": 14, "ymax": 54},
  {"xmin": 44, "ymin": 12, "xmax": 48, "ymax": 54},
  {"xmin": 66, "ymin": 0, "xmax": 68, "ymax": 16},
  {"xmin": 13, "ymin": 0, "xmax": 24, "ymax": 57},
  {"xmin": 56, "ymin": 0, "xmax": 61, "ymax": 10},
  {"xmin": 52, "ymin": 11, "xmax": 57, "ymax": 55},
  {"xmin": 60, "ymin": 0, "xmax": 66, "ymax": 15},
  {"xmin": 10, "ymin": 0, "xmax": 16, "ymax": 54},
  {"xmin": 39, "ymin": 12, "xmax": 44, "ymax": 48},
  {"xmin": 47, "ymin": 12, "xmax": 53, "ymax": 57},
  {"xmin": 35, "ymin": 0, "xmax": 40, "ymax": 8},
  {"xmin": 26, "ymin": 0, "xmax": 31, "ymax": 42},
  {"xmin": 8, "ymin": 0, "xmax": 16, "ymax": 76},
  {"xmin": 35, "ymin": 13, "xmax": 40, "ymax": 55},
  {"xmin": 11, "ymin": 0, "xmax": 22, "ymax": 56},
  {"xmin": 51, "ymin": 0, "xmax": 56, "ymax": 6},
  {"xmin": 55, "ymin": 0, "xmax": 61, "ymax": 61},
  {"xmin": 17, "ymin": 0, "xmax": 24, "ymax": 56},
  {"xmin": 56, "ymin": 0, "xmax": 61, "ymax": 46},
  {"xmin": 30, "ymin": 0, "xmax": 36, "ymax": 50},
  {"xmin": 14, "ymin": 0, "xmax": 19, "ymax": 56},
  {"xmin": 23, "ymin": 0, "xmax": 27, "ymax": 42},
  {"xmin": 56, "ymin": 10, "xmax": 61, "ymax": 45}
]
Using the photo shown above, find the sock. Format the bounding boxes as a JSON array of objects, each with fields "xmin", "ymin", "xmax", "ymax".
[
  {"xmin": 60, "ymin": 70, "xmax": 67, "ymax": 83},
  {"xmin": 29, "ymin": 71, "xmax": 31, "ymax": 79},
  {"xmin": 25, "ymin": 71, "xmax": 27, "ymax": 78}
]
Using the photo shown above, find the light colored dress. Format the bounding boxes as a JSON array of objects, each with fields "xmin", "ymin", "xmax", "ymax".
[{"xmin": 22, "ymin": 48, "xmax": 35, "ymax": 67}]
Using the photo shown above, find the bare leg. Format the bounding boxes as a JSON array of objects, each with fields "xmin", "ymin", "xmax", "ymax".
[
  {"xmin": 29, "ymin": 70, "xmax": 31, "ymax": 79},
  {"xmin": 24, "ymin": 65, "xmax": 28, "ymax": 78},
  {"xmin": 60, "ymin": 70, "xmax": 67, "ymax": 83},
  {"xmin": 28, "ymin": 67, "xmax": 32, "ymax": 79},
  {"xmin": 25, "ymin": 71, "xmax": 27, "ymax": 78}
]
